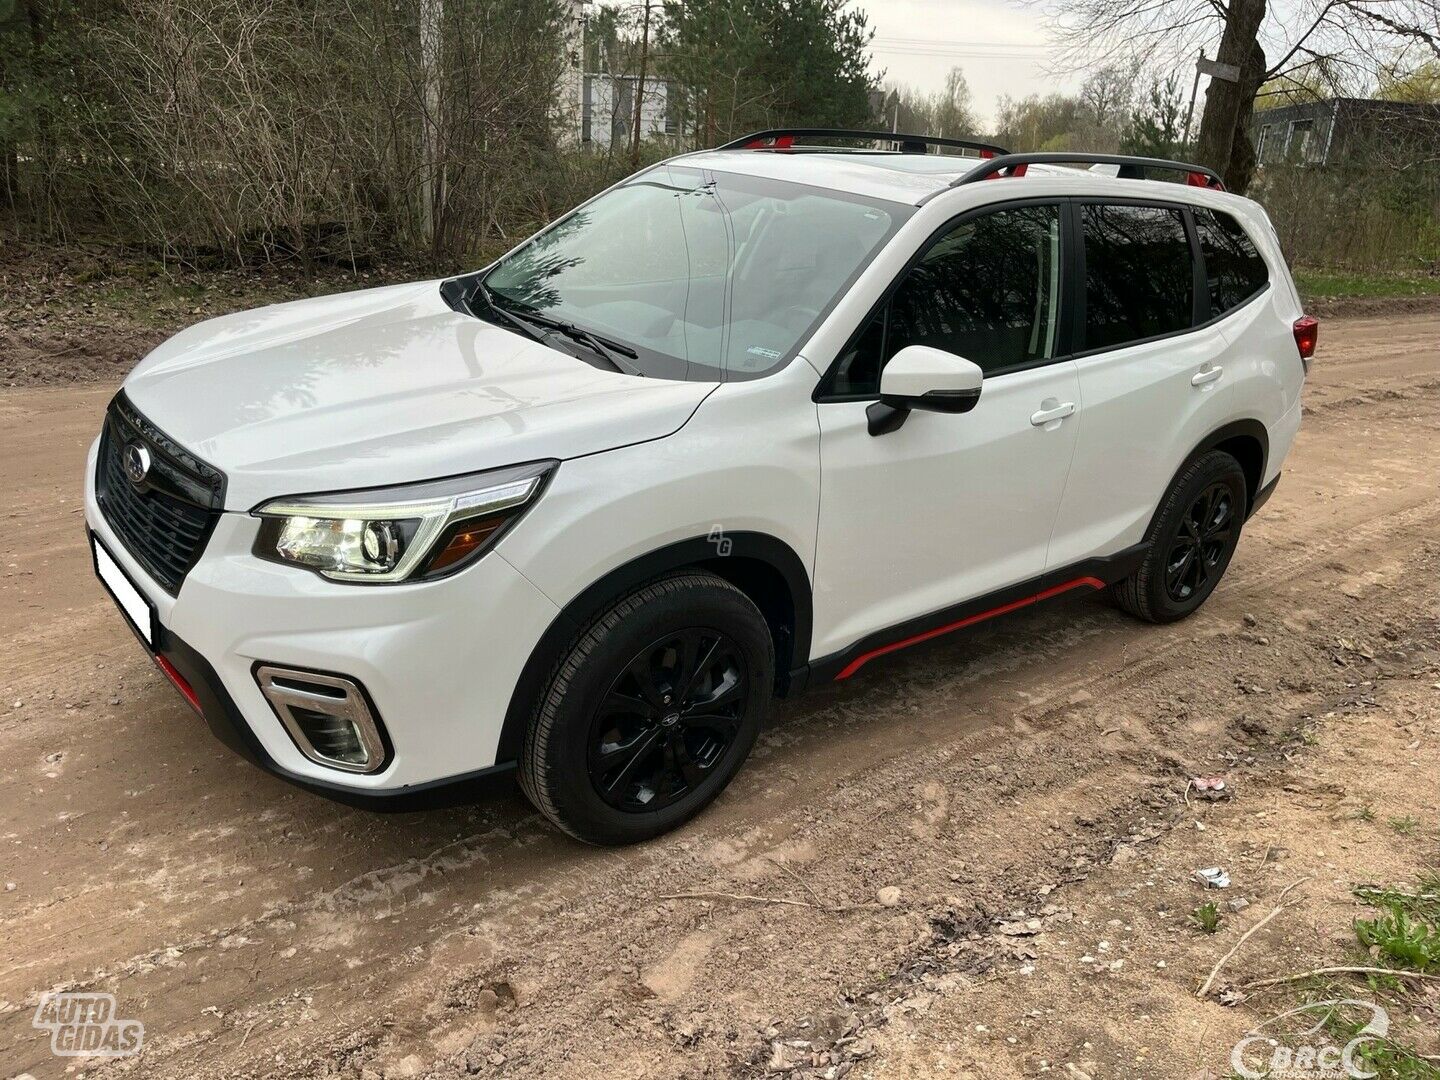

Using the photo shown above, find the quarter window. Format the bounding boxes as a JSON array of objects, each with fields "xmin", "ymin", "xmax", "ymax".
[
  {"xmin": 1193, "ymin": 208, "xmax": 1268, "ymax": 316},
  {"xmin": 1081, "ymin": 203, "xmax": 1194, "ymax": 351},
  {"xmin": 826, "ymin": 203, "xmax": 1063, "ymax": 396}
]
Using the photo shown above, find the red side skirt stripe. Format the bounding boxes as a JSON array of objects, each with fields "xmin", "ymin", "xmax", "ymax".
[{"xmin": 833, "ymin": 576, "xmax": 1106, "ymax": 680}]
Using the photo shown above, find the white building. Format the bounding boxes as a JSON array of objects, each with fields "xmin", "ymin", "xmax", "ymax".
[
  {"xmin": 582, "ymin": 74, "xmax": 671, "ymax": 148},
  {"xmin": 556, "ymin": 0, "xmax": 675, "ymax": 148},
  {"xmin": 557, "ymin": 0, "xmax": 587, "ymax": 145}
]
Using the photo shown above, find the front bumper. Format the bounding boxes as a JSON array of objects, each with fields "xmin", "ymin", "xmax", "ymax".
[{"xmin": 84, "ymin": 439, "xmax": 560, "ymax": 803}]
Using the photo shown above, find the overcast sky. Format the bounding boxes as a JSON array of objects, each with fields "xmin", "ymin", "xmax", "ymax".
[{"xmin": 857, "ymin": 0, "xmax": 1079, "ymax": 127}]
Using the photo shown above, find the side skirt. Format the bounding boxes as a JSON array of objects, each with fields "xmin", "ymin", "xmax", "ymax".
[{"xmin": 795, "ymin": 543, "xmax": 1149, "ymax": 687}]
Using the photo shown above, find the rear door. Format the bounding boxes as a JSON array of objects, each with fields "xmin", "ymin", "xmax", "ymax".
[{"xmin": 1046, "ymin": 200, "xmax": 1236, "ymax": 568}]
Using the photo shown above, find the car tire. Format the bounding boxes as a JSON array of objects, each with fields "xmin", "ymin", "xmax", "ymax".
[
  {"xmin": 518, "ymin": 572, "xmax": 774, "ymax": 845},
  {"xmin": 1111, "ymin": 450, "xmax": 1248, "ymax": 624}
]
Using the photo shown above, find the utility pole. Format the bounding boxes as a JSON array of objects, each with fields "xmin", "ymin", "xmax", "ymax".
[
  {"xmin": 1183, "ymin": 50, "xmax": 1241, "ymax": 151},
  {"xmin": 629, "ymin": 0, "xmax": 653, "ymax": 169},
  {"xmin": 1182, "ymin": 50, "xmax": 1204, "ymax": 150}
]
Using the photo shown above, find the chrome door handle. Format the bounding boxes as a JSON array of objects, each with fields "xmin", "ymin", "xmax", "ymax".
[
  {"xmin": 1030, "ymin": 402, "xmax": 1075, "ymax": 426},
  {"xmin": 1191, "ymin": 364, "xmax": 1224, "ymax": 386}
]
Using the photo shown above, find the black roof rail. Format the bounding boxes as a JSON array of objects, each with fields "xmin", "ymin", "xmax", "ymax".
[
  {"xmin": 953, "ymin": 152, "xmax": 1225, "ymax": 190},
  {"xmin": 718, "ymin": 128, "xmax": 1010, "ymax": 158}
]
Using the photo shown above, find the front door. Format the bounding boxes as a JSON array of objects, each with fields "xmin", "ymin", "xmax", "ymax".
[{"xmin": 811, "ymin": 201, "xmax": 1082, "ymax": 660}]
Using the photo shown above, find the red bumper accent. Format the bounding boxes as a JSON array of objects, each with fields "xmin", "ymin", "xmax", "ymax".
[
  {"xmin": 834, "ymin": 576, "xmax": 1106, "ymax": 680},
  {"xmin": 155, "ymin": 653, "xmax": 204, "ymax": 716}
]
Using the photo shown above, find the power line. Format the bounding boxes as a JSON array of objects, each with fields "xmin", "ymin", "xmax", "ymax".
[
  {"xmin": 869, "ymin": 38, "xmax": 1051, "ymax": 61},
  {"xmin": 872, "ymin": 36, "xmax": 1049, "ymax": 50},
  {"xmin": 871, "ymin": 47, "xmax": 1052, "ymax": 61}
]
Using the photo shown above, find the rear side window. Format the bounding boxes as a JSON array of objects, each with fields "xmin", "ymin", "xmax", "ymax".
[
  {"xmin": 1081, "ymin": 204, "xmax": 1194, "ymax": 351},
  {"xmin": 1194, "ymin": 208, "xmax": 1268, "ymax": 315}
]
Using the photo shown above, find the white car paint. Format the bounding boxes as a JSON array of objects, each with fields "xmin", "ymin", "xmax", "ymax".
[
  {"xmin": 811, "ymin": 358, "xmax": 1083, "ymax": 657},
  {"xmin": 125, "ymin": 283, "xmax": 715, "ymax": 511},
  {"xmin": 84, "ymin": 146, "xmax": 1307, "ymax": 800}
]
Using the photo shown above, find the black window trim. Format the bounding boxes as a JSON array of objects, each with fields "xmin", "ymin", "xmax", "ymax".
[
  {"xmin": 1184, "ymin": 205, "xmax": 1209, "ymax": 327},
  {"xmin": 1069, "ymin": 195, "xmax": 1273, "ymax": 361},
  {"xmin": 813, "ymin": 194, "xmax": 1275, "ymax": 403},
  {"xmin": 813, "ymin": 195, "xmax": 1075, "ymax": 403}
]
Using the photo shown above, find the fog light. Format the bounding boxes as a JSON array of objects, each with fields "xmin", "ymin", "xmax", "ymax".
[
  {"xmin": 290, "ymin": 707, "xmax": 369, "ymax": 766},
  {"xmin": 254, "ymin": 666, "xmax": 388, "ymax": 774}
]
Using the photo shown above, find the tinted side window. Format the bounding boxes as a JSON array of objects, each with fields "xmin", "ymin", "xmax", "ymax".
[
  {"xmin": 1081, "ymin": 204, "xmax": 1194, "ymax": 351},
  {"xmin": 826, "ymin": 204, "xmax": 1063, "ymax": 396},
  {"xmin": 1194, "ymin": 208, "xmax": 1268, "ymax": 315},
  {"xmin": 888, "ymin": 204, "xmax": 1062, "ymax": 375}
]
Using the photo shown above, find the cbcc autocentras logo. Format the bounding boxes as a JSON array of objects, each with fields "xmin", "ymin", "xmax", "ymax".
[
  {"xmin": 33, "ymin": 991, "xmax": 144, "ymax": 1057},
  {"xmin": 1231, "ymin": 999, "xmax": 1388, "ymax": 1079}
]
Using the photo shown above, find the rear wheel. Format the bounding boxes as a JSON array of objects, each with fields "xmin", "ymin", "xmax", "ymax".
[
  {"xmin": 518, "ymin": 572, "xmax": 773, "ymax": 844},
  {"xmin": 1112, "ymin": 450, "xmax": 1247, "ymax": 624}
]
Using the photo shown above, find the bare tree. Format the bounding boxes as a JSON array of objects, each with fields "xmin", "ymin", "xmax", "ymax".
[
  {"xmin": 419, "ymin": 0, "xmax": 445, "ymax": 251},
  {"xmin": 1079, "ymin": 65, "xmax": 1133, "ymax": 131},
  {"xmin": 884, "ymin": 67, "xmax": 981, "ymax": 142},
  {"xmin": 1046, "ymin": 0, "xmax": 1440, "ymax": 191},
  {"xmin": 76, "ymin": 0, "xmax": 568, "ymax": 266}
]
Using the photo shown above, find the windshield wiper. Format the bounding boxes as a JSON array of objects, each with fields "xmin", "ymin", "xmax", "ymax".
[
  {"xmin": 543, "ymin": 320, "xmax": 646, "ymax": 378},
  {"xmin": 470, "ymin": 282, "xmax": 646, "ymax": 378},
  {"xmin": 468, "ymin": 281, "xmax": 554, "ymax": 349}
]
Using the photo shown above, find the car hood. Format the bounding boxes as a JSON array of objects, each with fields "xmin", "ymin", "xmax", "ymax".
[{"xmin": 122, "ymin": 281, "xmax": 716, "ymax": 510}]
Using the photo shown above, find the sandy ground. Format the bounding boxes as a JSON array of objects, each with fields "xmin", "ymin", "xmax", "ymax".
[{"xmin": 1, "ymin": 311, "xmax": 1438, "ymax": 1079}]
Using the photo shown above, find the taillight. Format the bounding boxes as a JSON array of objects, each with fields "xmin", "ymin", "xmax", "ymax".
[{"xmin": 1293, "ymin": 315, "xmax": 1318, "ymax": 361}]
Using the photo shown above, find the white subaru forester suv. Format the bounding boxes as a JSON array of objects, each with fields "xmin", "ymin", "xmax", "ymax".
[{"xmin": 86, "ymin": 130, "xmax": 1313, "ymax": 844}]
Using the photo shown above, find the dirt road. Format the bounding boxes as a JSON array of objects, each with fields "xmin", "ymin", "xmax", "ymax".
[{"xmin": 2, "ymin": 313, "xmax": 1438, "ymax": 1079}]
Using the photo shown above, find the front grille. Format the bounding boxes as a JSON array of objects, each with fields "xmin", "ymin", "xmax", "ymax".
[{"xmin": 96, "ymin": 393, "xmax": 225, "ymax": 595}]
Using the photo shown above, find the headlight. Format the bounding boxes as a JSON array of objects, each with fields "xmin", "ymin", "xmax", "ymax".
[{"xmin": 252, "ymin": 461, "xmax": 555, "ymax": 583}]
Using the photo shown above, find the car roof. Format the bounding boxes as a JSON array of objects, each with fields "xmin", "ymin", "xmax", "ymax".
[{"xmin": 678, "ymin": 148, "xmax": 1243, "ymax": 209}]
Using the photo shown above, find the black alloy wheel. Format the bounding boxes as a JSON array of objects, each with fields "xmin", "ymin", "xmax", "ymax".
[
  {"xmin": 588, "ymin": 629, "xmax": 748, "ymax": 812},
  {"xmin": 1164, "ymin": 481, "xmax": 1236, "ymax": 603},
  {"xmin": 518, "ymin": 571, "xmax": 773, "ymax": 845},
  {"xmin": 1111, "ymin": 449, "xmax": 1248, "ymax": 624}
]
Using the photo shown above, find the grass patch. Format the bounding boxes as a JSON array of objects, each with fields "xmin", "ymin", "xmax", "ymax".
[
  {"xmin": 1354, "ymin": 879, "xmax": 1440, "ymax": 922},
  {"xmin": 1354, "ymin": 904, "xmax": 1440, "ymax": 970},
  {"xmin": 1293, "ymin": 267, "xmax": 1440, "ymax": 301},
  {"xmin": 1190, "ymin": 901, "xmax": 1223, "ymax": 934},
  {"xmin": 1229, "ymin": 883, "xmax": 1440, "ymax": 1080},
  {"xmin": 1323, "ymin": 1008, "xmax": 1440, "ymax": 1080},
  {"xmin": 1389, "ymin": 815, "xmax": 1421, "ymax": 835},
  {"xmin": 1231, "ymin": 997, "xmax": 1440, "ymax": 1080}
]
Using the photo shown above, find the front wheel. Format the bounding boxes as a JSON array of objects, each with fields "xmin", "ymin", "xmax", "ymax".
[
  {"xmin": 1112, "ymin": 450, "xmax": 1248, "ymax": 624},
  {"xmin": 518, "ymin": 572, "xmax": 774, "ymax": 844}
]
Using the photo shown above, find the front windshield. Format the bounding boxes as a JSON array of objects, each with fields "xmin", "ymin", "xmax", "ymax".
[{"xmin": 482, "ymin": 164, "xmax": 910, "ymax": 380}]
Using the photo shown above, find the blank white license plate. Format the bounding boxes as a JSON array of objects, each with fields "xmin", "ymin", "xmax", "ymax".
[{"xmin": 93, "ymin": 536, "xmax": 155, "ymax": 647}]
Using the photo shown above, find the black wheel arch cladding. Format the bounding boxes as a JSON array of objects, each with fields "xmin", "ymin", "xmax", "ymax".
[
  {"xmin": 1148, "ymin": 418, "xmax": 1268, "ymax": 539},
  {"xmin": 496, "ymin": 531, "xmax": 811, "ymax": 764}
]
